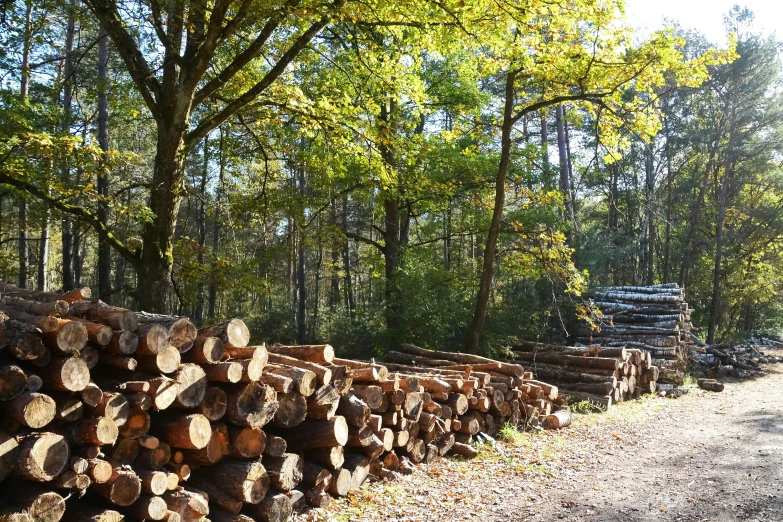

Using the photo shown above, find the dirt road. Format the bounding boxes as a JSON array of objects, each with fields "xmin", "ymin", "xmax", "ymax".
[{"xmin": 304, "ymin": 362, "xmax": 783, "ymax": 522}]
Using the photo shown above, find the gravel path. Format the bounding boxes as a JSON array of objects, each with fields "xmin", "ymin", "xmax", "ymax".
[{"xmin": 296, "ymin": 360, "xmax": 783, "ymax": 522}]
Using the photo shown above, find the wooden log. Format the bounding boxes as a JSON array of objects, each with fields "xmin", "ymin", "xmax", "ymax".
[
  {"xmin": 351, "ymin": 384, "xmax": 383, "ymax": 410},
  {"xmin": 93, "ymin": 391, "xmax": 130, "ymax": 426},
  {"xmin": 543, "ymin": 410, "xmax": 572, "ymax": 429},
  {"xmin": 345, "ymin": 425, "xmax": 374, "ymax": 447},
  {"xmin": 202, "ymin": 361, "xmax": 243, "ymax": 383},
  {"xmin": 200, "ymin": 319, "xmax": 250, "ymax": 349},
  {"xmin": 156, "ymin": 413, "xmax": 212, "ymax": 449},
  {"xmin": 171, "ymin": 363, "xmax": 208, "ymax": 409},
  {"xmin": 264, "ymin": 453, "xmax": 301, "ymax": 491},
  {"xmin": 2, "ymin": 391, "xmax": 55, "ymax": 428},
  {"xmin": 190, "ymin": 477, "xmax": 243, "ymax": 513},
  {"xmin": 304, "ymin": 488, "xmax": 331, "ymax": 509},
  {"xmin": 0, "ymin": 429, "xmax": 18, "ymax": 481},
  {"xmin": 245, "ymin": 491, "xmax": 292, "ymax": 522},
  {"xmin": 305, "ymin": 446, "xmax": 343, "ymax": 469},
  {"xmin": 92, "ymin": 466, "xmax": 142, "ymax": 506},
  {"xmin": 127, "ymin": 495, "xmax": 168, "ymax": 520},
  {"xmin": 139, "ymin": 469, "xmax": 170, "ymax": 495},
  {"xmin": 163, "ymin": 488, "xmax": 210, "ymax": 519},
  {"xmin": 227, "ymin": 426, "xmax": 265, "ymax": 458},
  {"xmin": 224, "ymin": 344, "xmax": 268, "ymax": 361},
  {"xmin": 327, "ymin": 468, "xmax": 353, "ymax": 496},
  {"xmin": 5, "ymin": 485, "xmax": 66, "ymax": 522},
  {"xmin": 185, "ymin": 336, "xmax": 225, "ymax": 364},
  {"xmin": 209, "ymin": 508, "xmax": 254, "ymax": 522},
  {"xmin": 697, "ymin": 378, "xmax": 725, "ymax": 392},
  {"xmin": 135, "ymin": 345, "xmax": 181, "ymax": 374},
  {"xmin": 0, "ymin": 284, "xmax": 91, "ymax": 303},
  {"xmin": 444, "ymin": 393, "xmax": 468, "ymax": 415},
  {"xmin": 1, "ymin": 296, "xmax": 69, "ymax": 316},
  {"xmin": 238, "ymin": 358, "xmax": 265, "ymax": 382},
  {"xmin": 61, "ymin": 508, "xmax": 123, "ymax": 522},
  {"xmin": 267, "ymin": 353, "xmax": 331, "ymax": 384},
  {"xmin": 69, "ymin": 300, "xmax": 137, "ymax": 331},
  {"xmin": 87, "ymin": 459, "xmax": 113, "ymax": 483},
  {"xmin": 511, "ymin": 351, "xmax": 620, "ymax": 370},
  {"xmin": 305, "ymin": 385, "xmax": 340, "ymax": 420},
  {"xmin": 225, "ymin": 382, "xmax": 279, "ymax": 429},
  {"xmin": 264, "ymin": 434, "xmax": 288, "ymax": 457},
  {"xmin": 560, "ymin": 390, "xmax": 613, "ymax": 408},
  {"xmin": 259, "ymin": 371, "xmax": 294, "ymax": 394},
  {"xmin": 269, "ymin": 344, "xmax": 334, "ymax": 364},
  {"xmin": 41, "ymin": 319, "xmax": 88, "ymax": 354},
  {"xmin": 70, "ymin": 417, "xmax": 119, "ymax": 446},
  {"xmin": 201, "ymin": 385, "xmax": 228, "ymax": 421},
  {"xmin": 336, "ymin": 392, "xmax": 370, "ymax": 427},
  {"xmin": 136, "ymin": 312, "xmax": 197, "ymax": 352},
  {"xmin": 269, "ymin": 391, "xmax": 307, "ymax": 431},
  {"xmin": 450, "ymin": 441, "xmax": 478, "ymax": 458},
  {"xmin": 264, "ymin": 364, "xmax": 316, "ymax": 397},
  {"xmin": 301, "ymin": 461, "xmax": 332, "ymax": 489},
  {"xmin": 278, "ymin": 417, "xmax": 349, "ymax": 450},
  {"xmin": 39, "ymin": 356, "xmax": 90, "ymax": 392},
  {"xmin": 136, "ymin": 443, "xmax": 171, "ymax": 470},
  {"xmin": 210, "ymin": 459, "xmax": 270, "ymax": 504},
  {"xmin": 181, "ymin": 424, "xmax": 228, "ymax": 465},
  {"xmin": 69, "ymin": 316, "xmax": 114, "ymax": 345}
]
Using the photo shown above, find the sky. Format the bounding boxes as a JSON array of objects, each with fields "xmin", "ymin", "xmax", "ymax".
[{"xmin": 624, "ymin": 0, "xmax": 782, "ymax": 43}]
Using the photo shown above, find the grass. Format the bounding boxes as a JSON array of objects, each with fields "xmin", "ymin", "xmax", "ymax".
[
  {"xmin": 498, "ymin": 421, "xmax": 526, "ymax": 445},
  {"xmin": 570, "ymin": 399, "xmax": 606, "ymax": 414},
  {"xmin": 682, "ymin": 373, "xmax": 698, "ymax": 387}
]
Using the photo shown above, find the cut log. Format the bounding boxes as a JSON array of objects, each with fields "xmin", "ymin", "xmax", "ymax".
[
  {"xmin": 135, "ymin": 345, "xmax": 181, "ymax": 374},
  {"xmin": 87, "ymin": 459, "xmax": 113, "ymax": 483},
  {"xmin": 69, "ymin": 316, "xmax": 114, "ymax": 345},
  {"xmin": 1, "ymin": 295, "xmax": 69, "ymax": 316},
  {"xmin": 561, "ymin": 390, "xmax": 613, "ymax": 408},
  {"xmin": 225, "ymin": 382, "xmax": 279, "ymax": 429},
  {"xmin": 277, "ymin": 417, "xmax": 348, "ymax": 450},
  {"xmin": 224, "ymin": 344, "xmax": 268, "ymax": 361},
  {"xmin": 336, "ymin": 392, "xmax": 370, "ymax": 427},
  {"xmin": 272, "ymin": 392, "xmax": 307, "ymax": 428},
  {"xmin": 543, "ymin": 410, "xmax": 572, "ymax": 429},
  {"xmin": 39, "ymin": 356, "xmax": 90, "ymax": 392},
  {"xmin": 69, "ymin": 417, "xmax": 119, "ymax": 446},
  {"xmin": 350, "ymin": 384, "xmax": 383, "ymax": 410},
  {"xmin": 42, "ymin": 319, "xmax": 88, "ymax": 354},
  {"xmin": 136, "ymin": 323, "xmax": 171, "ymax": 356},
  {"xmin": 136, "ymin": 443, "xmax": 172, "ymax": 470},
  {"xmin": 264, "ymin": 453, "xmax": 301, "ymax": 491},
  {"xmin": 238, "ymin": 358, "xmax": 265, "ymax": 382},
  {"xmin": 163, "ymin": 488, "xmax": 210, "ymax": 519},
  {"xmin": 128, "ymin": 495, "xmax": 168, "ymax": 520},
  {"xmin": 139, "ymin": 469, "xmax": 170, "ymax": 495},
  {"xmin": 246, "ymin": 491, "xmax": 292, "ymax": 522},
  {"xmin": 2, "ymin": 391, "xmax": 55, "ymax": 428},
  {"xmin": 450, "ymin": 442, "xmax": 478, "ymax": 458},
  {"xmin": 186, "ymin": 336, "xmax": 225, "ymax": 364},
  {"xmin": 264, "ymin": 435, "xmax": 287, "ymax": 457},
  {"xmin": 6, "ymin": 485, "xmax": 66, "ymax": 522},
  {"xmin": 93, "ymin": 392, "xmax": 130, "ymax": 426},
  {"xmin": 92, "ymin": 466, "xmax": 142, "ymax": 506},
  {"xmin": 201, "ymin": 385, "xmax": 229, "ymax": 421},
  {"xmin": 200, "ymin": 319, "xmax": 250, "ymax": 349},
  {"xmin": 227, "ymin": 426, "xmax": 265, "ymax": 458},
  {"xmin": 264, "ymin": 364, "xmax": 316, "ymax": 397},
  {"xmin": 136, "ymin": 312, "xmax": 197, "ymax": 352},
  {"xmin": 171, "ymin": 363, "xmax": 208, "ymax": 409},
  {"xmin": 258, "ymin": 371, "xmax": 294, "ymax": 394},
  {"xmin": 267, "ymin": 353, "xmax": 331, "ymax": 384},
  {"xmin": 190, "ymin": 477, "xmax": 243, "ymax": 513},
  {"xmin": 301, "ymin": 461, "xmax": 331, "ymax": 489},
  {"xmin": 156, "ymin": 413, "xmax": 212, "ymax": 449},
  {"xmin": 269, "ymin": 344, "xmax": 334, "ymax": 364},
  {"xmin": 202, "ymin": 361, "xmax": 243, "ymax": 383},
  {"xmin": 328, "ymin": 468, "xmax": 353, "ymax": 496},
  {"xmin": 511, "ymin": 351, "xmax": 620, "ymax": 370},
  {"xmin": 210, "ymin": 459, "xmax": 270, "ymax": 504},
  {"xmin": 69, "ymin": 300, "xmax": 137, "ymax": 331},
  {"xmin": 61, "ymin": 508, "xmax": 123, "ymax": 522}
]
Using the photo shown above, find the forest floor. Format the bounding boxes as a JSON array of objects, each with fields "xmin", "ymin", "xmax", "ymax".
[{"xmin": 294, "ymin": 352, "xmax": 783, "ymax": 522}]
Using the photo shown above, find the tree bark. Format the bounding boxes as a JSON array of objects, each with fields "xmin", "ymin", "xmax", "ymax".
[
  {"xmin": 61, "ymin": 0, "xmax": 76, "ymax": 291},
  {"xmin": 465, "ymin": 69, "xmax": 516, "ymax": 353},
  {"xmin": 341, "ymin": 196, "xmax": 355, "ymax": 319},
  {"xmin": 297, "ymin": 164, "xmax": 307, "ymax": 343},
  {"xmin": 555, "ymin": 103, "xmax": 573, "ymax": 246},
  {"xmin": 97, "ymin": 26, "xmax": 112, "ymax": 301}
]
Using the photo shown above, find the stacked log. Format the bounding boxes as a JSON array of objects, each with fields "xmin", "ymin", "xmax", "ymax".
[
  {"xmin": 0, "ymin": 283, "xmax": 572, "ymax": 521},
  {"xmin": 509, "ymin": 342, "xmax": 660, "ymax": 409},
  {"xmin": 575, "ymin": 284, "xmax": 693, "ymax": 384}
]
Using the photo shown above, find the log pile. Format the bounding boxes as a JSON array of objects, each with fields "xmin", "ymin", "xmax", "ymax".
[
  {"xmin": 508, "ymin": 342, "xmax": 659, "ymax": 409},
  {"xmin": 0, "ymin": 284, "xmax": 569, "ymax": 521},
  {"xmin": 576, "ymin": 283, "xmax": 694, "ymax": 385}
]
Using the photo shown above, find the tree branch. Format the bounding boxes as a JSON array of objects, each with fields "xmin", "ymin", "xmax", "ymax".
[
  {"xmin": 344, "ymin": 231, "xmax": 383, "ymax": 252},
  {"xmin": 0, "ymin": 172, "xmax": 140, "ymax": 265},
  {"xmin": 185, "ymin": 0, "xmax": 344, "ymax": 151},
  {"xmin": 83, "ymin": 0, "xmax": 162, "ymax": 121}
]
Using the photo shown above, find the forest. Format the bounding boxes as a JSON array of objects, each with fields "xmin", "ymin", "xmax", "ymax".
[{"xmin": 1, "ymin": 0, "xmax": 780, "ymax": 357}]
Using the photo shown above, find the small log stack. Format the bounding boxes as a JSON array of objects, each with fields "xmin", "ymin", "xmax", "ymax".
[
  {"xmin": 0, "ymin": 284, "xmax": 570, "ymax": 521},
  {"xmin": 576, "ymin": 283, "xmax": 694, "ymax": 385},
  {"xmin": 509, "ymin": 342, "xmax": 660, "ymax": 409}
]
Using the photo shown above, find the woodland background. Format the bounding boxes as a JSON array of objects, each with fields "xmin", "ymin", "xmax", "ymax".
[{"xmin": 1, "ymin": 0, "xmax": 780, "ymax": 357}]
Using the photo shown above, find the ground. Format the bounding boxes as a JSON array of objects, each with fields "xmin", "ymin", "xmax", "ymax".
[{"xmin": 294, "ymin": 357, "xmax": 783, "ymax": 522}]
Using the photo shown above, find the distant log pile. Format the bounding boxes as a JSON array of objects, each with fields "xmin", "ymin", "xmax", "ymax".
[
  {"xmin": 508, "ymin": 342, "xmax": 659, "ymax": 409},
  {"xmin": 577, "ymin": 283, "xmax": 693, "ymax": 385},
  {"xmin": 0, "ymin": 283, "xmax": 570, "ymax": 521}
]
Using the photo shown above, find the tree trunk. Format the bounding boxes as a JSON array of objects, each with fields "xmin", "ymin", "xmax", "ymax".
[
  {"xmin": 208, "ymin": 129, "xmax": 224, "ymax": 318},
  {"xmin": 37, "ymin": 208, "xmax": 49, "ymax": 292},
  {"xmin": 662, "ymin": 105, "xmax": 673, "ymax": 283},
  {"xmin": 97, "ymin": 26, "xmax": 111, "ymax": 301},
  {"xmin": 708, "ymin": 157, "xmax": 733, "ymax": 344},
  {"xmin": 18, "ymin": 0, "xmax": 32, "ymax": 289},
  {"xmin": 341, "ymin": 196, "xmax": 355, "ymax": 320},
  {"xmin": 194, "ymin": 139, "xmax": 208, "ymax": 323},
  {"xmin": 644, "ymin": 143, "xmax": 655, "ymax": 285},
  {"xmin": 297, "ymin": 165, "xmax": 307, "ymax": 344},
  {"xmin": 540, "ymin": 110, "xmax": 549, "ymax": 178},
  {"xmin": 555, "ymin": 104, "xmax": 573, "ymax": 246},
  {"xmin": 380, "ymin": 98, "xmax": 401, "ymax": 343},
  {"xmin": 465, "ymin": 69, "xmax": 516, "ymax": 353},
  {"xmin": 61, "ymin": 0, "xmax": 76, "ymax": 291}
]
